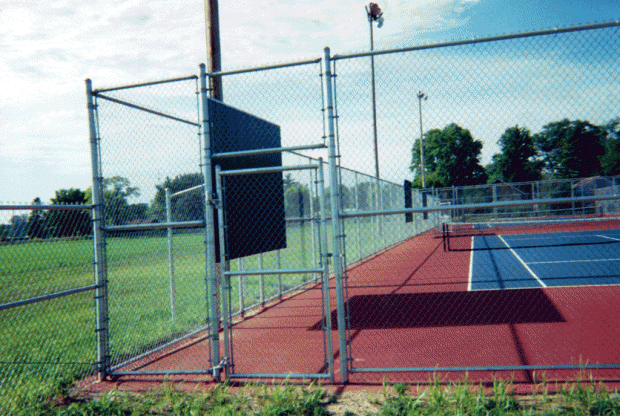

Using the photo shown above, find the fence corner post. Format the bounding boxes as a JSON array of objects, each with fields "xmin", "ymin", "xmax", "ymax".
[
  {"xmin": 322, "ymin": 47, "xmax": 349, "ymax": 384},
  {"xmin": 200, "ymin": 63, "xmax": 222, "ymax": 382},
  {"xmin": 86, "ymin": 78, "xmax": 110, "ymax": 381}
]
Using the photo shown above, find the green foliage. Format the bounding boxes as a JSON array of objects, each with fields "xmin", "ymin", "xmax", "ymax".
[
  {"xmin": 8, "ymin": 369, "xmax": 620, "ymax": 415},
  {"xmin": 45, "ymin": 188, "xmax": 91, "ymax": 238},
  {"xmin": 410, "ymin": 123, "xmax": 487, "ymax": 188},
  {"xmin": 27, "ymin": 381, "xmax": 331, "ymax": 416},
  {"xmin": 99, "ymin": 176, "xmax": 144, "ymax": 225},
  {"xmin": 534, "ymin": 119, "xmax": 606, "ymax": 179},
  {"xmin": 253, "ymin": 381, "xmax": 330, "ymax": 416},
  {"xmin": 151, "ymin": 173, "xmax": 204, "ymax": 222},
  {"xmin": 26, "ymin": 197, "xmax": 46, "ymax": 239},
  {"xmin": 284, "ymin": 174, "xmax": 311, "ymax": 218},
  {"xmin": 601, "ymin": 118, "xmax": 620, "ymax": 176},
  {"xmin": 487, "ymin": 125, "xmax": 543, "ymax": 184}
]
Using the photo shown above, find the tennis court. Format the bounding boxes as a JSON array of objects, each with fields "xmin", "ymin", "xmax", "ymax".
[
  {"xmin": 79, "ymin": 217, "xmax": 620, "ymax": 391},
  {"xmin": 445, "ymin": 218, "xmax": 620, "ymax": 290},
  {"xmin": 334, "ymin": 215, "xmax": 620, "ymax": 384}
]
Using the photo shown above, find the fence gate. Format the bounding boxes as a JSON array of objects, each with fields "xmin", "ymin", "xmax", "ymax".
[{"xmin": 213, "ymin": 158, "xmax": 334, "ymax": 381}]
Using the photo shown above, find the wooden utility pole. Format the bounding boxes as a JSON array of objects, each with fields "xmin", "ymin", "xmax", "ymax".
[
  {"xmin": 205, "ymin": 0, "xmax": 223, "ymax": 100},
  {"xmin": 205, "ymin": 0, "xmax": 224, "ymax": 379}
]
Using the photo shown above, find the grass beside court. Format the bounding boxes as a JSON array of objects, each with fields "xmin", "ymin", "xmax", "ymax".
[
  {"xmin": 14, "ymin": 374, "xmax": 620, "ymax": 415},
  {"xmin": 0, "ymin": 213, "xmax": 435, "ymax": 412}
]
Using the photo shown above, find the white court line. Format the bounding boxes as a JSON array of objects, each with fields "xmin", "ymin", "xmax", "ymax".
[
  {"xmin": 598, "ymin": 234, "xmax": 620, "ymax": 242},
  {"xmin": 497, "ymin": 234, "xmax": 547, "ymax": 287},
  {"xmin": 528, "ymin": 258, "xmax": 620, "ymax": 265}
]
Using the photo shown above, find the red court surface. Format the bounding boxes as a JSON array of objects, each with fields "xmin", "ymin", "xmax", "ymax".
[{"xmin": 78, "ymin": 231, "xmax": 620, "ymax": 394}]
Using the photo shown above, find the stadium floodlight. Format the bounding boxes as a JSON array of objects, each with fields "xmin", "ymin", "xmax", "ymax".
[
  {"xmin": 367, "ymin": 3, "xmax": 384, "ymax": 28},
  {"xmin": 417, "ymin": 91, "xmax": 428, "ymax": 188}
]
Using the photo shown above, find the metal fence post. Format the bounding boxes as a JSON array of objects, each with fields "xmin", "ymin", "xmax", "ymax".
[
  {"xmin": 215, "ymin": 165, "xmax": 232, "ymax": 375},
  {"xmin": 323, "ymin": 47, "xmax": 349, "ymax": 383},
  {"xmin": 86, "ymin": 78, "xmax": 110, "ymax": 381},
  {"xmin": 165, "ymin": 188, "xmax": 177, "ymax": 320},
  {"xmin": 318, "ymin": 158, "xmax": 335, "ymax": 383},
  {"xmin": 276, "ymin": 250, "xmax": 282, "ymax": 298},
  {"xmin": 199, "ymin": 63, "xmax": 221, "ymax": 381}
]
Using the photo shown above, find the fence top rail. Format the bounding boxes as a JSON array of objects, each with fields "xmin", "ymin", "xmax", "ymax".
[
  {"xmin": 432, "ymin": 175, "xmax": 620, "ymax": 194},
  {"xmin": 105, "ymin": 220, "xmax": 204, "ymax": 232},
  {"xmin": 170, "ymin": 184, "xmax": 205, "ymax": 198},
  {"xmin": 333, "ymin": 20, "xmax": 620, "ymax": 60},
  {"xmin": 0, "ymin": 204, "xmax": 95, "ymax": 211},
  {"xmin": 286, "ymin": 150, "xmax": 406, "ymax": 189},
  {"xmin": 93, "ymin": 74, "xmax": 198, "ymax": 93},
  {"xmin": 95, "ymin": 93, "xmax": 200, "ymax": 127},
  {"xmin": 209, "ymin": 57, "xmax": 322, "ymax": 77},
  {"xmin": 217, "ymin": 164, "xmax": 318, "ymax": 177},
  {"xmin": 213, "ymin": 143, "xmax": 326, "ymax": 159}
]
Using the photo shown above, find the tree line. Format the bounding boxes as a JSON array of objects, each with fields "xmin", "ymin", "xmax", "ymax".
[
  {"xmin": 410, "ymin": 117, "xmax": 620, "ymax": 188},
  {"xmin": 0, "ymin": 177, "xmax": 148, "ymax": 242},
  {"xmin": 4, "ymin": 116, "xmax": 618, "ymax": 241},
  {"xmin": 1, "ymin": 172, "xmax": 401, "ymax": 242}
]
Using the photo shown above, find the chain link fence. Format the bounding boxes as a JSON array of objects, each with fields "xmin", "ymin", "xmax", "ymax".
[
  {"xmin": 330, "ymin": 22, "xmax": 620, "ymax": 378},
  {"xmin": 432, "ymin": 175, "xmax": 620, "ymax": 222},
  {"xmin": 2, "ymin": 21, "xmax": 620, "ymax": 403},
  {"xmin": 0, "ymin": 204, "xmax": 98, "ymax": 413},
  {"xmin": 90, "ymin": 76, "xmax": 214, "ymax": 376}
]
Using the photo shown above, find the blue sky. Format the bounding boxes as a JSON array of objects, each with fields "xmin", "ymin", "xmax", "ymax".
[{"xmin": 1, "ymin": 0, "xmax": 618, "ymax": 204}]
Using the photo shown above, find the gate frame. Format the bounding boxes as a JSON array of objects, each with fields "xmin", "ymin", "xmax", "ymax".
[{"xmin": 214, "ymin": 160, "xmax": 335, "ymax": 382}]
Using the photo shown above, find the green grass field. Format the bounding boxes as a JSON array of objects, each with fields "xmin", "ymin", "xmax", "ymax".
[{"xmin": 0, "ymin": 214, "xmax": 434, "ymax": 413}]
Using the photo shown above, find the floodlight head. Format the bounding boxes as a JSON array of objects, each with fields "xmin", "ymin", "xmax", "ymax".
[{"xmin": 368, "ymin": 3, "xmax": 384, "ymax": 26}]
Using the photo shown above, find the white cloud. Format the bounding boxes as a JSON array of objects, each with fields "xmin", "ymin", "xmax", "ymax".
[{"xmin": 2, "ymin": 0, "xmax": 611, "ymax": 204}]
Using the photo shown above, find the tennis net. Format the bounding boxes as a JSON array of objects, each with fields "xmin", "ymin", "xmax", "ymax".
[{"xmin": 442, "ymin": 215, "xmax": 620, "ymax": 252}]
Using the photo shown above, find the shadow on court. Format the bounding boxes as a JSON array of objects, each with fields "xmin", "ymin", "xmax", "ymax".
[{"xmin": 310, "ymin": 288, "xmax": 565, "ymax": 330}]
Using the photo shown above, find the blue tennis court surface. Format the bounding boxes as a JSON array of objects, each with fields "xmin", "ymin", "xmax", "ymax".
[{"xmin": 469, "ymin": 229, "xmax": 620, "ymax": 290}]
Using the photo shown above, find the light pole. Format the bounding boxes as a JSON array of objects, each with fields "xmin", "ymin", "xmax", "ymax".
[
  {"xmin": 366, "ymin": 3, "xmax": 384, "ymax": 180},
  {"xmin": 417, "ymin": 91, "xmax": 428, "ymax": 188},
  {"xmin": 366, "ymin": 3, "xmax": 384, "ymax": 236}
]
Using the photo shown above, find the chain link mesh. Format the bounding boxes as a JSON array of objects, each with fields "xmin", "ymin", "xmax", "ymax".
[
  {"xmin": 0, "ymin": 206, "xmax": 97, "ymax": 413},
  {"xmin": 331, "ymin": 24, "xmax": 620, "ymax": 377},
  {"xmin": 93, "ymin": 78, "xmax": 211, "ymax": 373},
  {"xmin": 3, "ymin": 22, "xmax": 620, "ymax": 401}
]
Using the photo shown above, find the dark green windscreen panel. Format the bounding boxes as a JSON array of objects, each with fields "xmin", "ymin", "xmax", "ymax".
[
  {"xmin": 209, "ymin": 98, "xmax": 286, "ymax": 261},
  {"xmin": 404, "ymin": 180, "xmax": 413, "ymax": 223}
]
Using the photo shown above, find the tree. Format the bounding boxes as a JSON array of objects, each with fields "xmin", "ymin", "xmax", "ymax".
[
  {"xmin": 26, "ymin": 197, "xmax": 46, "ymax": 239},
  {"xmin": 284, "ymin": 184, "xmax": 311, "ymax": 218},
  {"xmin": 486, "ymin": 125, "xmax": 543, "ymax": 184},
  {"xmin": 601, "ymin": 118, "xmax": 620, "ymax": 176},
  {"xmin": 7, "ymin": 214, "xmax": 28, "ymax": 240},
  {"xmin": 45, "ymin": 188, "xmax": 91, "ymax": 238},
  {"xmin": 86, "ymin": 177, "xmax": 144, "ymax": 225},
  {"xmin": 0, "ymin": 223, "xmax": 9, "ymax": 242},
  {"xmin": 151, "ymin": 173, "xmax": 204, "ymax": 222},
  {"xmin": 100, "ymin": 176, "xmax": 142, "ymax": 225},
  {"xmin": 534, "ymin": 119, "xmax": 605, "ymax": 179},
  {"xmin": 410, "ymin": 123, "xmax": 487, "ymax": 187}
]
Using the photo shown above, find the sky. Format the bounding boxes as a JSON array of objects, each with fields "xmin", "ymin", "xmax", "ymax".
[{"xmin": 1, "ymin": 0, "xmax": 619, "ymax": 205}]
